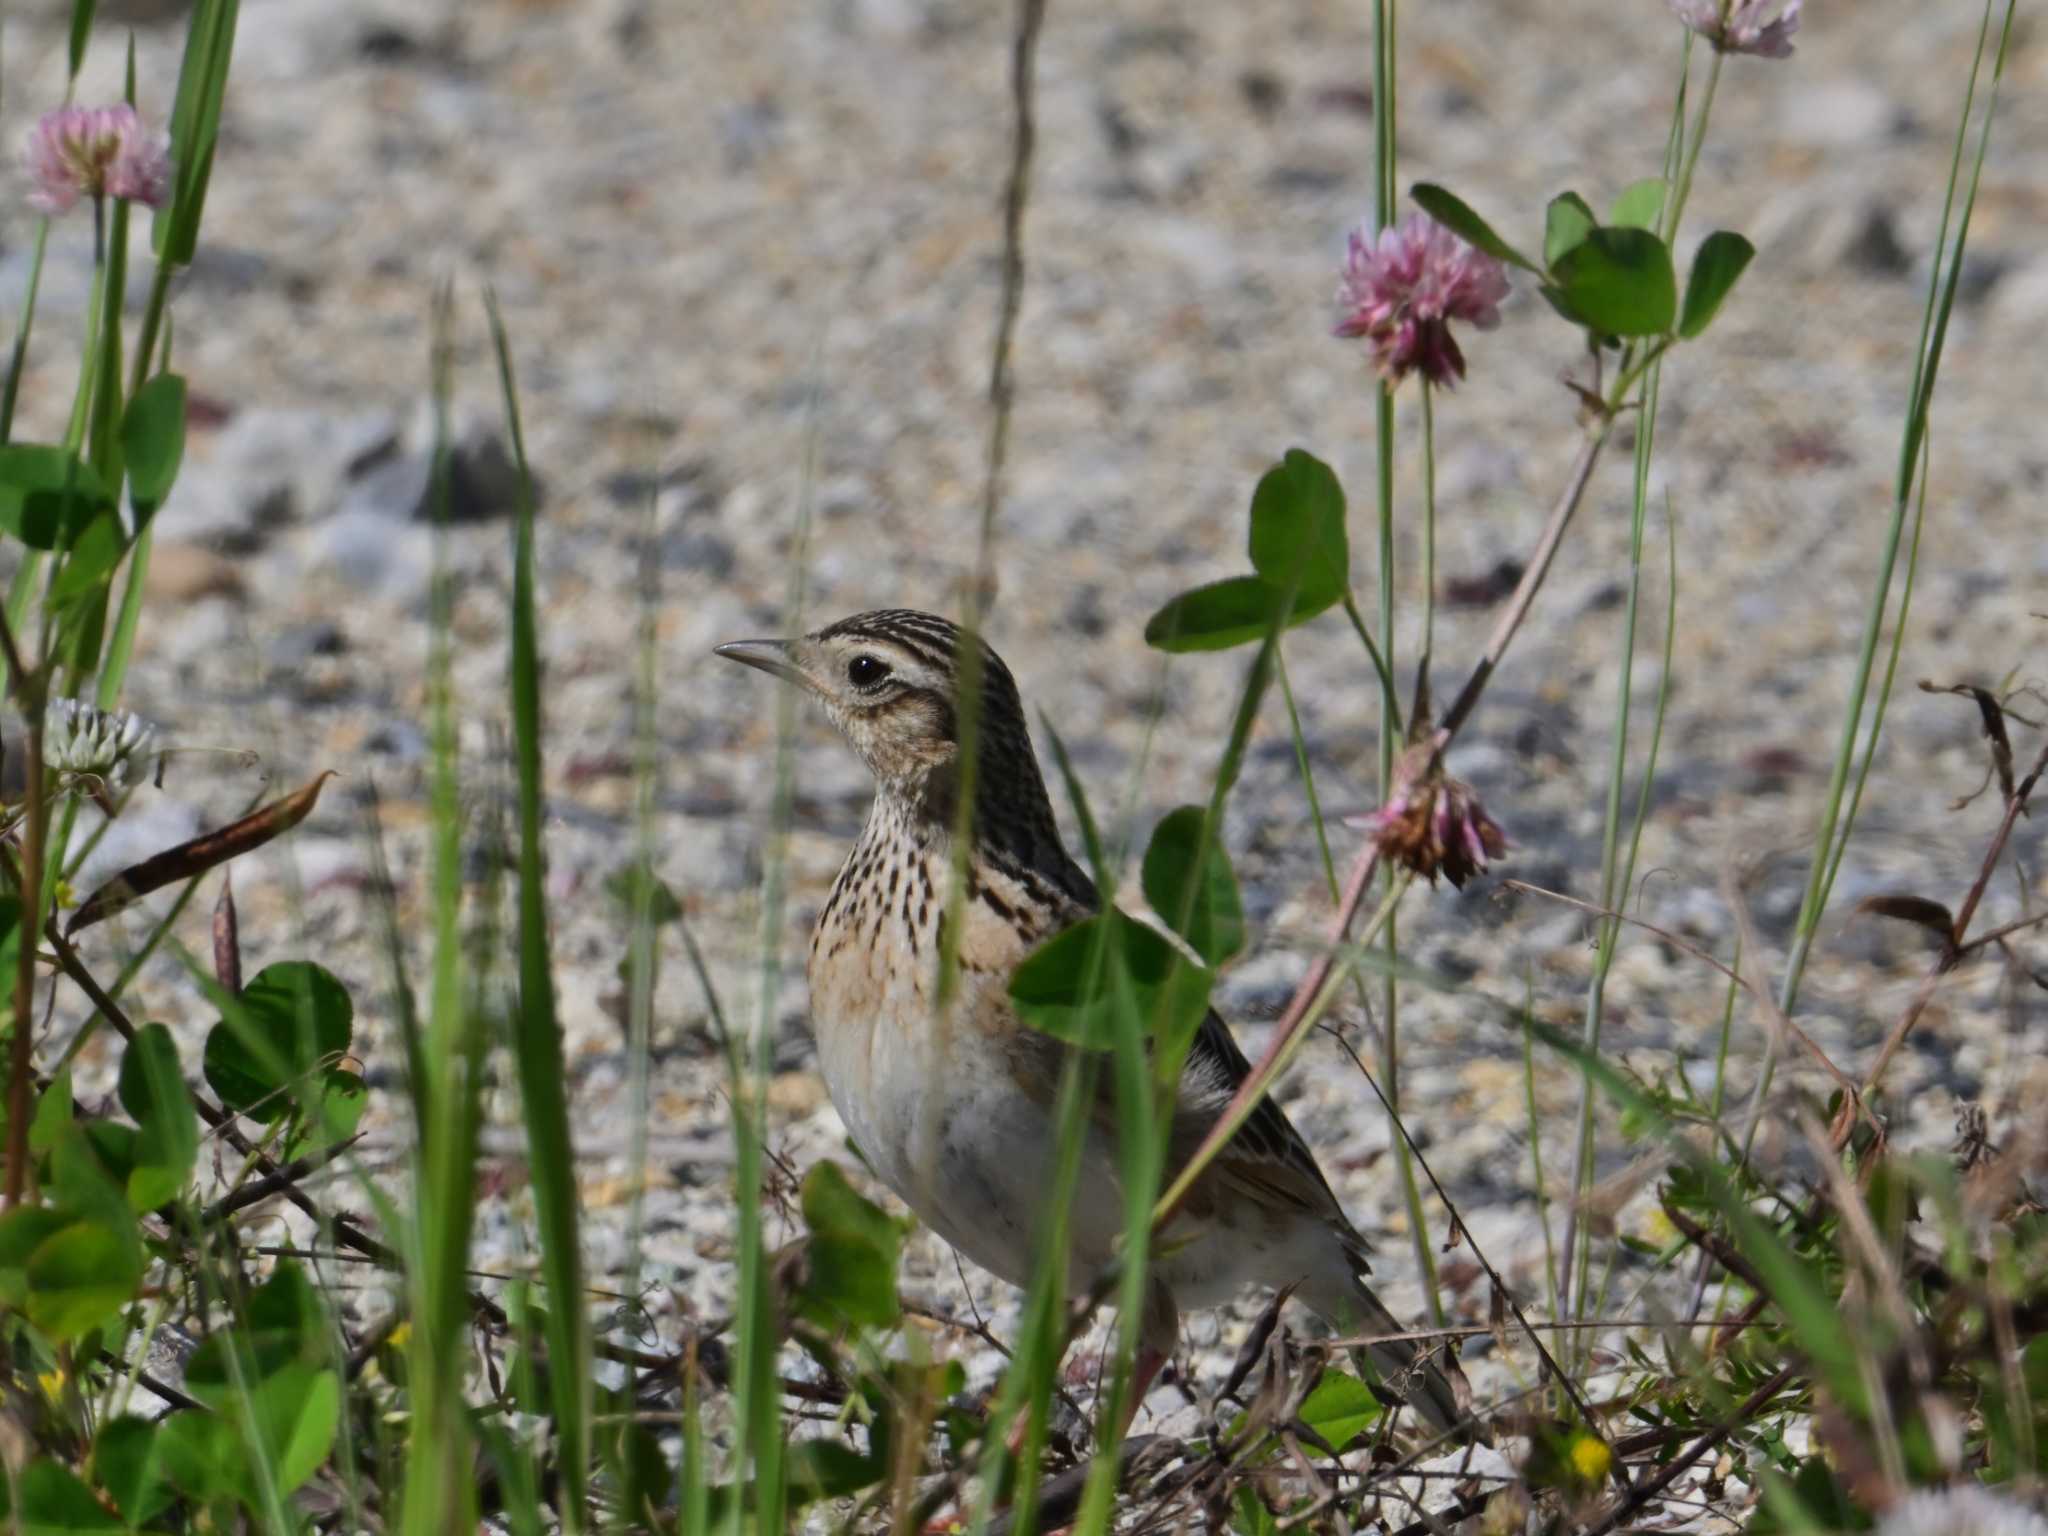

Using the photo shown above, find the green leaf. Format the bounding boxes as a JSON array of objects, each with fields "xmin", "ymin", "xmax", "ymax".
[
  {"xmin": 1409, "ymin": 182, "xmax": 1539, "ymax": 271},
  {"xmin": 1234, "ymin": 1486, "xmax": 1279, "ymax": 1536},
  {"xmin": 0, "ymin": 1207, "xmax": 73, "ymax": 1309},
  {"xmin": 1009, "ymin": 910, "xmax": 1213, "ymax": 1052},
  {"xmin": 11, "ymin": 1459, "xmax": 125, "ymax": 1534},
  {"xmin": 309, "ymin": 1067, "xmax": 367, "ymax": 1147},
  {"xmin": 53, "ymin": 580, "xmax": 113, "ymax": 681},
  {"xmin": 1145, "ymin": 576, "xmax": 1296, "ymax": 654},
  {"xmin": 157, "ymin": 1410, "xmax": 238, "ymax": 1503},
  {"xmin": 1550, "ymin": 226, "xmax": 1678, "ymax": 337},
  {"xmin": 0, "ymin": 447, "xmax": 117, "ymax": 550},
  {"xmin": 1144, "ymin": 450, "xmax": 1349, "ymax": 654},
  {"xmin": 1678, "ymin": 230, "xmax": 1756, "ymax": 339},
  {"xmin": 186, "ymin": 1260, "xmax": 330, "ymax": 1406},
  {"xmin": 93, "ymin": 1415, "xmax": 172, "ymax": 1527},
  {"xmin": 1140, "ymin": 807, "xmax": 1245, "ymax": 967},
  {"xmin": 118, "ymin": 1023, "xmax": 199, "ymax": 1210},
  {"xmin": 1298, "ymin": 1368, "xmax": 1382, "ymax": 1451},
  {"xmin": 202, "ymin": 960, "xmax": 353, "ymax": 1123},
  {"xmin": 121, "ymin": 373, "xmax": 187, "ymax": 521},
  {"xmin": 1609, "ymin": 177, "xmax": 1667, "ymax": 231},
  {"xmin": 30, "ymin": 1066, "xmax": 73, "ymax": 1154},
  {"xmin": 25, "ymin": 1221, "xmax": 142, "ymax": 1340},
  {"xmin": 784, "ymin": 1437, "xmax": 883, "ymax": 1507},
  {"xmin": 794, "ymin": 1161, "xmax": 904, "ymax": 1331},
  {"xmin": 1543, "ymin": 191, "xmax": 1597, "ymax": 269},
  {"xmin": 1246, "ymin": 449, "xmax": 1348, "ymax": 611},
  {"xmin": 50, "ymin": 509, "xmax": 126, "ymax": 605},
  {"xmin": 246, "ymin": 1365, "xmax": 339, "ymax": 1496},
  {"xmin": 49, "ymin": 1123, "xmax": 142, "ymax": 1257},
  {"xmin": 80, "ymin": 1122, "xmax": 141, "ymax": 1204},
  {"xmin": 67, "ymin": 0, "xmax": 99, "ymax": 81}
]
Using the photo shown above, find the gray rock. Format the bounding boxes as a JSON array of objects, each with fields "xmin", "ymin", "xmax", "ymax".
[
  {"xmin": 267, "ymin": 620, "xmax": 347, "ymax": 670},
  {"xmin": 171, "ymin": 407, "xmax": 400, "ymax": 551},
  {"xmin": 1844, "ymin": 205, "xmax": 1912, "ymax": 278},
  {"xmin": 334, "ymin": 452, "xmax": 432, "ymax": 525},
  {"xmin": 331, "ymin": 404, "xmax": 537, "ymax": 524},
  {"xmin": 662, "ymin": 529, "xmax": 736, "ymax": 577},
  {"xmin": 311, "ymin": 505, "xmax": 434, "ymax": 602},
  {"xmin": 364, "ymin": 719, "xmax": 428, "ymax": 761}
]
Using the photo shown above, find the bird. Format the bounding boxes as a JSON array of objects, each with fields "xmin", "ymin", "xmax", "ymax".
[{"xmin": 716, "ymin": 608, "xmax": 1466, "ymax": 1435}]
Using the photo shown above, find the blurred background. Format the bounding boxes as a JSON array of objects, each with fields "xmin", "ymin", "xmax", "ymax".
[{"xmin": 2, "ymin": 0, "xmax": 2042, "ymax": 1346}]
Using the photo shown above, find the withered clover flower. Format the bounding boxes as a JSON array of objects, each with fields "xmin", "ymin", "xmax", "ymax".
[
  {"xmin": 24, "ymin": 104, "xmax": 171, "ymax": 216},
  {"xmin": 1350, "ymin": 743, "xmax": 1507, "ymax": 890},
  {"xmin": 1666, "ymin": 0, "xmax": 1802, "ymax": 58},
  {"xmin": 1334, "ymin": 212, "xmax": 1510, "ymax": 389},
  {"xmin": 43, "ymin": 699, "xmax": 158, "ymax": 791}
]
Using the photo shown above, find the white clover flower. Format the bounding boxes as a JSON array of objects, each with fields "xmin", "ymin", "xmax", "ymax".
[
  {"xmin": 43, "ymin": 699, "xmax": 158, "ymax": 789},
  {"xmin": 1877, "ymin": 1485, "xmax": 2048, "ymax": 1536}
]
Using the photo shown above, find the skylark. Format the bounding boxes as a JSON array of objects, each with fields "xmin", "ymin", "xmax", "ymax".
[{"xmin": 718, "ymin": 608, "xmax": 1465, "ymax": 1433}]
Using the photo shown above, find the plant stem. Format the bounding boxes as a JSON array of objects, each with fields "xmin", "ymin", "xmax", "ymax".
[
  {"xmin": 1417, "ymin": 380, "xmax": 1437, "ymax": 709},
  {"xmin": 3, "ymin": 741, "xmax": 41, "ymax": 1209},
  {"xmin": 0, "ymin": 221, "xmax": 52, "ymax": 443},
  {"xmin": 1154, "ymin": 845, "xmax": 1410, "ymax": 1230},
  {"xmin": 1431, "ymin": 425, "xmax": 1608, "ymax": 751},
  {"xmin": 1662, "ymin": 52, "xmax": 1724, "ymax": 243}
]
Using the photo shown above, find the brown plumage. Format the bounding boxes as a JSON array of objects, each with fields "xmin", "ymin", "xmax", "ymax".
[{"xmin": 717, "ymin": 608, "xmax": 1467, "ymax": 1433}]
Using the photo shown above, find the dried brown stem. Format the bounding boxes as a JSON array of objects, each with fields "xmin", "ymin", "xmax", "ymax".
[
  {"xmin": 1152, "ymin": 841, "xmax": 1383, "ymax": 1231},
  {"xmin": 1662, "ymin": 1204, "xmax": 1772, "ymax": 1300},
  {"xmin": 200, "ymin": 1134, "xmax": 364, "ymax": 1225},
  {"xmin": 1431, "ymin": 427, "xmax": 1608, "ymax": 749}
]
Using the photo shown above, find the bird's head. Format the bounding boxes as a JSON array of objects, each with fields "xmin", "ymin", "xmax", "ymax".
[{"xmin": 715, "ymin": 609, "xmax": 1035, "ymax": 809}]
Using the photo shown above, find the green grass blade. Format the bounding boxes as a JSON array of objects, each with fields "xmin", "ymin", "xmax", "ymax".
[
  {"xmin": 399, "ymin": 280, "xmax": 483, "ymax": 1536},
  {"xmin": 484, "ymin": 290, "xmax": 591, "ymax": 1532},
  {"xmin": 1777, "ymin": 0, "xmax": 2012, "ymax": 1010},
  {"xmin": 0, "ymin": 222, "xmax": 53, "ymax": 448},
  {"xmin": 153, "ymin": 0, "xmax": 238, "ymax": 268}
]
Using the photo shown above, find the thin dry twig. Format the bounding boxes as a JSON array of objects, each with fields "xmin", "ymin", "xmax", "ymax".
[
  {"xmin": 1432, "ymin": 428, "xmax": 1609, "ymax": 747},
  {"xmin": 1500, "ymin": 877, "xmax": 1750, "ymax": 990},
  {"xmin": 1719, "ymin": 865, "xmax": 1863, "ymax": 1109},
  {"xmin": 1329, "ymin": 1031, "xmax": 1612, "ymax": 1464},
  {"xmin": 200, "ymin": 1135, "xmax": 364, "ymax": 1225},
  {"xmin": 1580, "ymin": 1364, "xmax": 1799, "ymax": 1536},
  {"xmin": 1842, "ymin": 736, "xmax": 2048, "ymax": 1144},
  {"xmin": 46, "ymin": 925, "xmax": 405, "ymax": 1274},
  {"xmin": 1156, "ymin": 841, "xmax": 1384, "ymax": 1230},
  {"xmin": 1501, "ymin": 873, "xmax": 1867, "ymax": 1123}
]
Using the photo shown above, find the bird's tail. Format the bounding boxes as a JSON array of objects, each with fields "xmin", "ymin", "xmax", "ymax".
[{"xmin": 1304, "ymin": 1272, "xmax": 1475, "ymax": 1443}]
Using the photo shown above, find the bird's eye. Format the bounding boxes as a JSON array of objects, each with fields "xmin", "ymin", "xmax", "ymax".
[{"xmin": 846, "ymin": 654, "xmax": 891, "ymax": 690}]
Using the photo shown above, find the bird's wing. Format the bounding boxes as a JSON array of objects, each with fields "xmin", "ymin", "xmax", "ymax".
[
  {"xmin": 1014, "ymin": 861, "xmax": 1371, "ymax": 1259},
  {"xmin": 1168, "ymin": 1007, "xmax": 1373, "ymax": 1263}
]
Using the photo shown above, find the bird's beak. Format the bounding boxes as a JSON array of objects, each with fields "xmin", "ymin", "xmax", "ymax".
[{"xmin": 713, "ymin": 638, "xmax": 804, "ymax": 686}]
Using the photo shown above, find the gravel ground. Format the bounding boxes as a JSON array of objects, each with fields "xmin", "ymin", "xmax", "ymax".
[{"xmin": 2, "ymin": 0, "xmax": 2045, "ymax": 1511}]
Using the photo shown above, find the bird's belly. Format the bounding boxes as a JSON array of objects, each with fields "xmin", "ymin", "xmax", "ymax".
[
  {"xmin": 812, "ymin": 988, "xmax": 1123, "ymax": 1288},
  {"xmin": 805, "ymin": 916, "xmax": 1327, "ymax": 1309}
]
